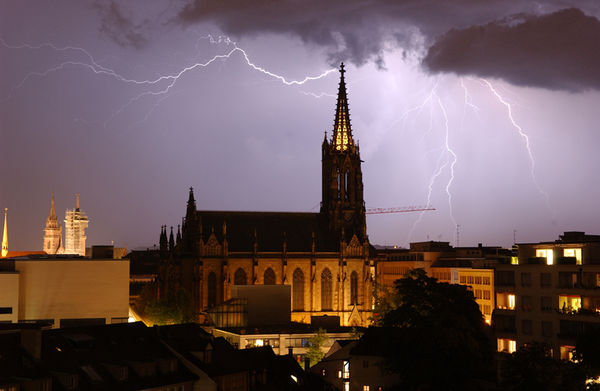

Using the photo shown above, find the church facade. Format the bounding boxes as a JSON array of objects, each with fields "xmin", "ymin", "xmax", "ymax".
[{"xmin": 158, "ymin": 64, "xmax": 375, "ymax": 327}]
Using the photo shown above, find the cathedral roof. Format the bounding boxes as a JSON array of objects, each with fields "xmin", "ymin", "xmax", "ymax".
[{"xmin": 196, "ymin": 211, "xmax": 340, "ymax": 252}]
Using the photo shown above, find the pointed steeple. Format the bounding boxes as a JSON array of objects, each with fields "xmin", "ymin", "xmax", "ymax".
[
  {"xmin": 176, "ymin": 224, "xmax": 181, "ymax": 246},
  {"xmin": 46, "ymin": 193, "xmax": 59, "ymax": 228},
  {"xmin": 169, "ymin": 226, "xmax": 175, "ymax": 251},
  {"xmin": 332, "ymin": 63, "xmax": 355, "ymax": 152},
  {"xmin": 2, "ymin": 208, "xmax": 7, "ymax": 257},
  {"xmin": 159, "ymin": 226, "xmax": 168, "ymax": 252}
]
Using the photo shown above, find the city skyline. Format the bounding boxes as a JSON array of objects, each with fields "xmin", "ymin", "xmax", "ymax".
[{"xmin": 2, "ymin": 1, "xmax": 600, "ymax": 251}]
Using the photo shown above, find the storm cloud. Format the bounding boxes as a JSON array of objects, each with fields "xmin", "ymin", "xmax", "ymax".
[
  {"xmin": 423, "ymin": 8, "xmax": 600, "ymax": 91},
  {"xmin": 174, "ymin": 0, "xmax": 600, "ymax": 90}
]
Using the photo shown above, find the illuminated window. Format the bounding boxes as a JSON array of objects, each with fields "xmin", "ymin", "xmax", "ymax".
[
  {"xmin": 293, "ymin": 268, "xmax": 305, "ymax": 311},
  {"xmin": 255, "ymin": 339, "xmax": 264, "ymax": 347},
  {"xmin": 207, "ymin": 272, "xmax": 217, "ymax": 307},
  {"xmin": 363, "ymin": 386, "xmax": 370, "ymax": 391},
  {"xmin": 511, "ymin": 256, "xmax": 519, "ymax": 265},
  {"xmin": 560, "ymin": 345, "xmax": 576, "ymax": 361},
  {"xmin": 497, "ymin": 338, "xmax": 516, "ymax": 353},
  {"xmin": 564, "ymin": 248, "xmax": 582, "ymax": 265},
  {"xmin": 234, "ymin": 268, "xmax": 247, "ymax": 285},
  {"xmin": 264, "ymin": 268, "xmax": 276, "ymax": 285},
  {"xmin": 350, "ymin": 271, "xmax": 358, "ymax": 305},
  {"xmin": 344, "ymin": 382, "xmax": 350, "ymax": 391},
  {"xmin": 321, "ymin": 268, "xmax": 333, "ymax": 311},
  {"xmin": 496, "ymin": 293, "xmax": 516, "ymax": 310},
  {"xmin": 536, "ymin": 249, "xmax": 554, "ymax": 265},
  {"xmin": 559, "ymin": 295, "xmax": 581, "ymax": 313},
  {"xmin": 342, "ymin": 360, "xmax": 350, "ymax": 379},
  {"xmin": 321, "ymin": 369, "xmax": 327, "ymax": 377},
  {"xmin": 508, "ymin": 294, "xmax": 515, "ymax": 309}
]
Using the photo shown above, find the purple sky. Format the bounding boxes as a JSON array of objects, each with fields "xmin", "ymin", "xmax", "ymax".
[{"xmin": 2, "ymin": 0, "xmax": 600, "ymax": 251}]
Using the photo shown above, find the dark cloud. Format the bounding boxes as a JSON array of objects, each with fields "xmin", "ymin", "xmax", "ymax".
[
  {"xmin": 95, "ymin": 1, "xmax": 148, "ymax": 49},
  {"xmin": 423, "ymin": 8, "xmax": 600, "ymax": 91},
  {"xmin": 177, "ymin": 0, "xmax": 548, "ymax": 67}
]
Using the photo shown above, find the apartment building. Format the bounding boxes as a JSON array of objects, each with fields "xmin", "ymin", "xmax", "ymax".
[{"xmin": 493, "ymin": 232, "xmax": 600, "ymax": 359}]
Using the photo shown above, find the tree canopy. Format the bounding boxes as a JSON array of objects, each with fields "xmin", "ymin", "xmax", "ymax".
[{"xmin": 375, "ymin": 268, "xmax": 494, "ymax": 390}]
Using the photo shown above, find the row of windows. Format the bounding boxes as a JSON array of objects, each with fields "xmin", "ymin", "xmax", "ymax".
[
  {"xmin": 459, "ymin": 275, "xmax": 491, "ymax": 285},
  {"xmin": 473, "ymin": 289, "xmax": 491, "ymax": 300},
  {"xmin": 206, "ymin": 268, "xmax": 360, "ymax": 311}
]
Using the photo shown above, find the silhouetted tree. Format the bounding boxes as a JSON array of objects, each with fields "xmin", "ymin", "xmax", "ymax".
[
  {"xmin": 377, "ymin": 268, "xmax": 494, "ymax": 390},
  {"xmin": 575, "ymin": 329, "xmax": 600, "ymax": 390},
  {"xmin": 306, "ymin": 328, "xmax": 328, "ymax": 367},
  {"xmin": 136, "ymin": 282, "xmax": 193, "ymax": 325},
  {"xmin": 500, "ymin": 342, "xmax": 586, "ymax": 391}
]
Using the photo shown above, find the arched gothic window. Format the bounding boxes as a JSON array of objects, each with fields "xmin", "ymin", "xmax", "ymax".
[
  {"xmin": 293, "ymin": 268, "xmax": 305, "ymax": 311},
  {"xmin": 234, "ymin": 268, "xmax": 247, "ymax": 285},
  {"xmin": 321, "ymin": 268, "xmax": 333, "ymax": 310},
  {"xmin": 344, "ymin": 170, "xmax": 349, "ymax": 201},
  {"xmin": 264, "ymin": 268, "xmax": 276, "ymax": 285},
  {"xmin": 336, "ymin": 168, "xmax": 341, "ymax": 199},
  {"xmin": 207, "ymin": 271, "xmax": 217, "ymax": 307},
  {"xmin": 350, "ymin": 271, "xmax": 358, "ymax": 305}
]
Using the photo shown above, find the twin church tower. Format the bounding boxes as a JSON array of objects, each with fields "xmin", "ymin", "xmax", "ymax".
[{"xmin": 43, "ymin": 193, "xmax": 89, "ymax": 256}]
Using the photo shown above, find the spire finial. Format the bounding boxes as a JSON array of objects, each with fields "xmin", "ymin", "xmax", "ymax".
[
  {"xmin": 2, "ymin": 208, "xmax": 8, "ymax": 257},
  {"xmin": 340, "ymin": 62, "xmax": 345, "ymax": 76},
  {"xmin": 75, "ymin": 193, "xmax": 80, "ymax": 211}
]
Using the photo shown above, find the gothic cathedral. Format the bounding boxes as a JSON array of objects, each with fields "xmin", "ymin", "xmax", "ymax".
[{"xmin": 158, "ymin": 64, "xmax": 374, "ymax": 327}]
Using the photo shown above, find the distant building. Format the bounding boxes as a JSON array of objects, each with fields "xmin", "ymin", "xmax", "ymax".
[
  {"xmin": 158, "ymin": 64, "xmax": 375, "ymax": 327},
  {"xmin": 0, "ymin": 255, "xmax": 128, "ymax": 328},
  {"xmin": 42, "ymin": 193, "xmax": 63, "ymax": 255},
  {"xmin": 43, "ymin": 193, "xmax": 89, "ymax": 256},
  {"xmin": 376, "ymin": 241, "xmax": 511, "ymax": 324},
  {"xmin": 493, "ymin": 231, "xmax": 600, "ymax": 359}
]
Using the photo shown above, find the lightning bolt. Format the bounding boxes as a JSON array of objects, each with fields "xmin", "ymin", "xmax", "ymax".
[
  {"xmin": 481, "ymin": 78, "xmax": 552, "ymax": 214},
  {"xmin": 0, "ymin": 36, "xmax": 337, "ymax": 127},
  {"xmin": 404, "ymin": 83, "xmax": 458, "ymax": 245}
]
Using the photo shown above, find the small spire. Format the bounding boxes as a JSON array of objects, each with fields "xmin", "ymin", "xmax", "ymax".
[
  {"xmin": 169, "ymin": 226, "xmax": 175, "ymax": 251},
  {"xmin": 75, "ymin": 193, "xmax": 80, "ymax": 211},
  {"xmin": 2, "ymin": 208, "xmax": 7, "ymax": 257}
]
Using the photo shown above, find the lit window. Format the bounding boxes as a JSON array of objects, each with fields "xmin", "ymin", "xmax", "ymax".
[
  {"xmin": 536, "ymin": 249, "xmax": 554, "ymax": 265},
  {"xmin": 560, "ymin": 345, "xmax": 576, "ymax": 361},
  {"xmin": 255, "ymin": 339, "xmax": 264, "ymax": 347},
  {"xmin": 497, "ymin": 338, "xmax": 517, "ymax": 353},
  {"xmin": 496, "ymin": 293, "xmax": 516, "ymax": 310},
  {"xmin": 508, "ymin": 294, "xmax": 516, "ymax": 310},
  {"xmin": 343, "ymin": 361, "xmax": 350, "ymax": 379},
  {"xmin": 564, "ymin": 248, "xmax": 582, "ymax": 265},
  {"xmin": 559, "ymin": 295, "xmax": 581, "ymax": 313},
  {"xmin": 344, "ymin": 382, "xmax": 350, "ymax": 391},
  {"xmin": 363, "ymin": 386, "xmax": 370, "ymax": 391},
  {"xmin": 511, "ymin": 256, "xmax": 519, "ymax": 265}
]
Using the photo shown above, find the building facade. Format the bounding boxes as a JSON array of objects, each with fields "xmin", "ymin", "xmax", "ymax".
[
  {"xmin": 0, "ymin": 256, "xmax": 129, "ymax": 327},
  {"xmin": 158, "ymin": 64, "xmax": 375, "ymax": 327},
  {"xmin": 493, "ymin": 231, "xmax": 600, "ymax": 359}
]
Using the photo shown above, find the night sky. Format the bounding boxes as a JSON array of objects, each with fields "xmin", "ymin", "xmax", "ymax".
[{"xmin": 2, "ymin": 1, "xmax": 600, "ymax": 251}]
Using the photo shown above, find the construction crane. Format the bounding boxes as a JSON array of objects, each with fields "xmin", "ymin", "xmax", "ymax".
[{"xmin": 365, "ymin": 206, "xmax": 436, "ymax": 215}]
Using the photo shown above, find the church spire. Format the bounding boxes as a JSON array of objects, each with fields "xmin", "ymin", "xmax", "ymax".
[
  {"xmin": 332, "ymin": 63, "xmax": 355, "ymax": 152},
  {"xmin": 2, "ymin": 208, "xmax": 8, "ymax": 257}
]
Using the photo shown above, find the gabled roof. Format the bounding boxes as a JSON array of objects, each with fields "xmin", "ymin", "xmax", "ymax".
[{"xmin": 196, "ymin": 210, "xmax": 339, "ymax": 252}]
